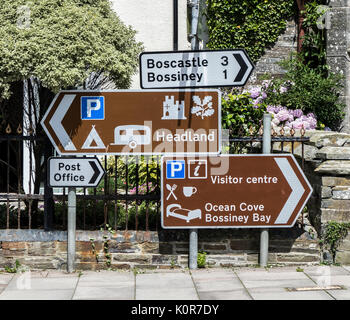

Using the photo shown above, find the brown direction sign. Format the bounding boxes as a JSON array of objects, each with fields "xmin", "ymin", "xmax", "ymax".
[
  {"xmin": 40, "ymin": 90, "xmax": 221, "ymax": 155},
  {"xmin": 161, "ymin": 154, "xmax": 313, "ymax": 228}
]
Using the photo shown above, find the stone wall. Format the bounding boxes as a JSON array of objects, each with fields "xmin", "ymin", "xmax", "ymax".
[
  {"xmin": 246, "ymin": 19, "xmax": 297, "ymax": 88},
  {"xmin": 0, "ymin": 228, "xmax": 319, "ymax": 271},
  {"xmin": 303, "ymin": 131, "xmax": 350, "ymax": 263},
  {"xmin": 274, "ymin": 130, "xmax": 350, "ymax": 264}
]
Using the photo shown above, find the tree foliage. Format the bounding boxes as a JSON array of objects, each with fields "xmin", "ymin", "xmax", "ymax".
[{"xmin": 0, "ymin": 0, "xmax": 144, "ymax": 99}]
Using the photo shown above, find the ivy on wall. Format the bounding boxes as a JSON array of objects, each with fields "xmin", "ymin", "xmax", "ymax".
[{"xmin": 205, "ymin": 0, "xmax": 296, "ymax": 63}]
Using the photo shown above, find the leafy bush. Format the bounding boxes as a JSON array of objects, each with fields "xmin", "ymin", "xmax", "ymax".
[
  {"xmin": 0, "ymin": 203, "xmax": 44, "ymax": 229},
  {"xmin": 262, "ymin": 56, "xmax": 345, "ymax": 130},
  {"xmin": 222, "ymin": 91, "xmax": 266, "ymax": 136},
  {"xmin": 54, "ymin": 199, "xmax": 159, "ymax": 231},
  {"xmin": 110, "ymin": 156, "xmax": 159, "ymax": 189},
  {"xmin": 300, "ymin": 0, "xmax": 329, "ymax": 73}
]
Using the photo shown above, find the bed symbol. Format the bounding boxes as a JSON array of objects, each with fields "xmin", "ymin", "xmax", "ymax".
[
  {"xmin": 166, "ymin": 204, "xmax": 202, "ymax": 223},
  {"xmin": 111, "ymin": 125, "xmax": 151, "ymax": 149}
]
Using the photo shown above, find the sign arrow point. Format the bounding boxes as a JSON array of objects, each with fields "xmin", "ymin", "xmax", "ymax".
[
  {"xmin": 233, "ymin": 53, "xmax": 249, "ymax": 83},
  {"xmin": 274, "ymin": 157, "xmax": 305, "ymax": 224},
  {"xmin": 89, "ymin": 160, "xmax": 101, "ymax": 184},
  {"xmin": 48, "ymin": 94, "xmax": 77, "ymax": 151}
]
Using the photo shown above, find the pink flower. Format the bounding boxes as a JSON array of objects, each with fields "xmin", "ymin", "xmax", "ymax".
[
  {"xmin": 276, "ymin": 109, "xmax": 293, "ymax": 122},
  {"xmin": 289, "ymin": 119, "xmax": 305, "ymax": 129},
  {"xmin": 293, "ymin": 109, "xmax": 303, "ymax": 118},
  {"xmin": 250, "ymin": 89, "xmax": 260, "ymax": 99},
  {"xmin": 272, "ymin": 117, "xmax": 280, "ymax": 126},
  {"xmin": 280, "ymin": 86, "xmax": 288, "ymax": 93}
]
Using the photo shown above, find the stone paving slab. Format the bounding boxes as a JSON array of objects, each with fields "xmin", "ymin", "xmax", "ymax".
[
  {"xmin": 73, "ymin": 285, "xmax": 134, "ymax": 300},
  {"xmin": 191, "ymin": 269, "xmax": 251, "ymax": 300},
  {"xmin": 77, "ymin": 271, "xmax": 134, "ymax": 286},
  {"xmin": 191, "ymin": 269, "xmax": 243, "ymax": 290},
  {"xmin": 326, "ymin": 289, "xmax": 350, "ymax": 300},
  {"xmin": 303, "ymin": 266, "xmax": 350, "ymax": 276},
  {"xmin": 306, "ymin": 274, "xmax": 350, "ymax": 287},
  {"xmin": 196, "ymin": 289, "xmax": 251, "ymax": 300},
  {"xmin": 135, "ymin": 272, "xmax": 198, "ymax": 300},
  {"xmin": 0, "ymin": 274, "xmax": 14, "ymax": 294},
  {"xmin": 0, "ymin": 274, "xmax": 16, "ymax": 295},
  {"xmin": 240, "ymin": 278, "xmax": 317, "ymax": 290},
  {"xmin": 46, "ymin": 271, "xmax": 81, "ymax": 278},
  {"xmin": 342, "ymin": 266, "xmax": 350, "ymax": 273},
  {"xmin": 0, "ymin": 289, "xmax": 75, "ymax": 300},
  {"xmin": 72, "ymin": 271, "xmax": 134, "ymax": 300},
  {"xmin": 251, "ymin": 289, "xmax": 333, "ymax": 300},
  {"xmin": 235, "ymin": 271, "xmax": 312, "ymax": 284},
  {"xmin": 0, "ymin": 272, "xmax": 78, "ymax": 300},
  {"xmin": 0, "ymin": 274, "xmax": 14, "ymax": 285},
  {"xmin": 5, "ymin": 274, "xmax": 79, "ymax": 291}
]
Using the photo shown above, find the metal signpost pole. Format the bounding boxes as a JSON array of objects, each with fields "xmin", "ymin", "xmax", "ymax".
[
  {"xmin": 67, "ymin": 186, "xmax": 76, "ymax": 273},
  {"xmin": 260, "ymin": 113, "xmax": 271, "ymax": 267},
  {"xmin": 189, "ymin": 0, "xmax": 200, "ymax": 270}
]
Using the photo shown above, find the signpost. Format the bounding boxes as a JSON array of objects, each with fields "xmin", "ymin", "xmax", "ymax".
[
  {"xmin": 47, "ymin": 156, "xmax": 104, "ymax": 273},
  {"xmin": 161, "ymin": 155, "xmax": 313, "ymax": 229},
  {"xmin": 48, "ymin": 157, "xmax": 105, "ymax": 188},
  {"xmin": 139, "ymin": 49, "xmax": 254, "ymax": 89},
  {"xmin": 261, "ymin": 113, "xmax": 271, "ymax": 267},
  {"xmin": 40, "ymin": 90, "xmax": 221, "ymax": 155}
]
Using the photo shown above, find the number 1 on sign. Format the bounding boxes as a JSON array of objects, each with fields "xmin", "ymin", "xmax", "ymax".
[{"xmin": 223, "ymin": 70, "xmax": 227, "ymax": 79}]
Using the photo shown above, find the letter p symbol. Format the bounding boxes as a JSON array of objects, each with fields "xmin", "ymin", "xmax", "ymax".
[
  {"xmin": 81, "ymin": 96, "xmax": 105, "ymax": 120},
  {"xmin": 87, "ymin": 99, "xmax": 101, "ymax": 118},
  {"xmin": 166, "ymin": 160, "xmax": 185, "ymax": 179}
]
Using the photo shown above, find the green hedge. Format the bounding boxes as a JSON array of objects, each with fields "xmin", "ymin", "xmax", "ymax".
[{"xmin": 205, "ymin": 0, "xmax": 296, "ymax": 62}]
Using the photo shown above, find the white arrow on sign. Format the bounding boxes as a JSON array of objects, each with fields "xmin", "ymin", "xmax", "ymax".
[
  {"xmin": 274, "ymin": 157, "xmax": 308, "ymax": 224},
  {"xmin": 48, "ymin": 157, "xmax": 105, "ymax": 187},
  {"xmin": 139, "ymin": 49, "xmax": 254, "ymax": 89},
  {"xmin": 44, "ymin": 94, "xmax": 77, "ymax": 151}
]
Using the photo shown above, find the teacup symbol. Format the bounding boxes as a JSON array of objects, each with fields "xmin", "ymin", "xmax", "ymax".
[{"xmin": 183, "ymin": 186, "xmax": 197, "ymax": 197}]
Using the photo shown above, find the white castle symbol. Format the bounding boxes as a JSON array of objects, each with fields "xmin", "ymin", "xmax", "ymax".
[{"xmin": 161, "ymin": 96, "xmax": 187, "ymax": 120}]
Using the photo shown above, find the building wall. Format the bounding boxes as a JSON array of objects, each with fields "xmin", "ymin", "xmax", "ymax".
[{"xmin": 111, "ymin": 0, "xmax": 191, "ymax": 89}]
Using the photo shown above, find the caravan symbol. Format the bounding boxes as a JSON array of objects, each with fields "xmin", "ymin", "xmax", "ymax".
[{"xmin": 111, "ymin": 125, "xmax": 151, "ymax": 149}]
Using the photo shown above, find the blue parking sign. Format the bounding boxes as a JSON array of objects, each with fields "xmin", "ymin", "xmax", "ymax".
[
  {"xmin": 81, "ymin": 96, "xmax": 105, "ymax": 120},
  {"xmin": 166, "ymin": 160, "xmax": 185, "ymax": 179}
]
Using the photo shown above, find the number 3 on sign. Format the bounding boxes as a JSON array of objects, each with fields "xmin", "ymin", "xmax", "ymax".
[
  {"xmin": 221, "ymin": 56, "xmax": 228, "ymax": 79},
  {"xmin": 221, "ymin": 56, "xmax": 228, "ymax": 66}
]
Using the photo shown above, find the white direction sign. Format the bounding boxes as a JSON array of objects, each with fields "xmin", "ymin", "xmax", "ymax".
[
  {"xmin": 48, "ymin": 157, "xmax": 105, "ymax": 187},
  {"xmin": 139, "ymin": 49, "xmax": 254, "ymax": 89}
]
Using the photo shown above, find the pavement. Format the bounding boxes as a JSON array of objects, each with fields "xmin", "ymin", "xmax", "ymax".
[{"xmin": 0, "ymin": 265, "xmax": 350, "ymax": 300}]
